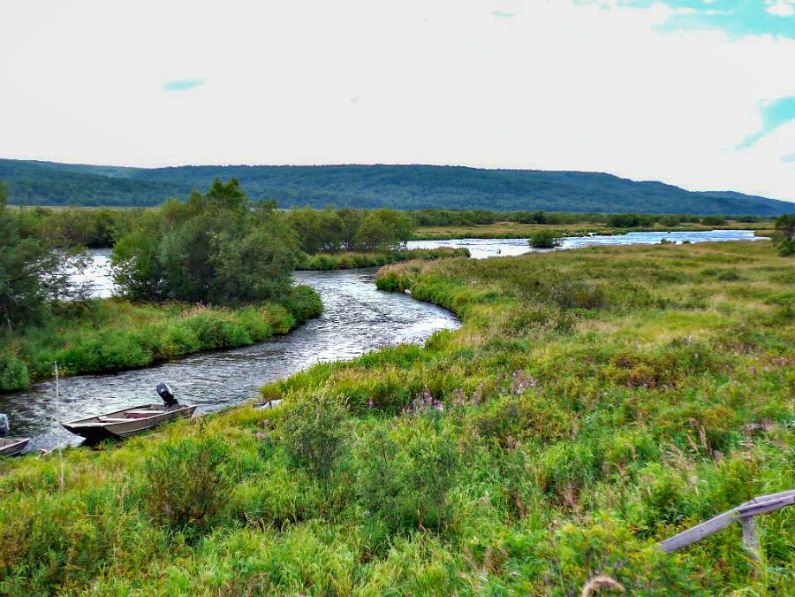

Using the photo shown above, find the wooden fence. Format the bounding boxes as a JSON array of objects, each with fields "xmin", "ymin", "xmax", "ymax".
[{"xmin": 659, "ymin": 489, "xmax": 795, "ymax": 560}]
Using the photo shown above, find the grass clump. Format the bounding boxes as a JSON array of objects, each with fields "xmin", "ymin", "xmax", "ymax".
[{"xmin": 297, "ymin": 247, "xmax": 469, "ymax": 270}]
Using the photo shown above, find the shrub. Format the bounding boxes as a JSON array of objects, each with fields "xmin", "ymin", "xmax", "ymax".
[
  {"xmin": 0, "ymin": 353, "xmax": 30, "ymax": 390},
  {"xmin": 280, "ymin": 391, "xmax": 349, "ymax": 477},
  {"xmin": 778, "ymin": 239, "xmax": 795, "ymax": 256},
  {"xmin": 353, "ymin": 419, "xmax": 459, "ymax": 534},
  {"xmin": 284, "ymin": 285, "xmax": 324, "ymax": 323},
  {"xmin": 544, "ymin": 515, "xmax": 705, "ymax": 594},
  {"xmin": 143, "ymin": 435, "xmax": 231, "ymax": 536},
  {"xmin": 528, "ymin": 230, "xmax": 562, "ymax": 249}
]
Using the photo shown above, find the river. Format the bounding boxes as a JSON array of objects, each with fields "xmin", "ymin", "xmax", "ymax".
[
  {"xmin": 406, "ymin": 229, "xmax": 765, "ymax": 259},
  {"xmin": 2, "ymin": 268, "xmax": 460, "ymax": 450}
]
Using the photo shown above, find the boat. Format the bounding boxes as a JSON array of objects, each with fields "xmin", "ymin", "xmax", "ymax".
[
  {"xmin": 62, "ymin": 403, "xmax": 197, "ymax": 443},
  {"xmin": 0, "ymin": 437, "xmax": 30, "ymax": 457}
]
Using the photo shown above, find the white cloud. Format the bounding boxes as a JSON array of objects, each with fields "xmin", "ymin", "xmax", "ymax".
[
  {"xmin": 0, "ymin": 0, "xmax": 793, "ymax": 201},
  {"xmin": 766, "ymin": 0, "xmax": 795, "ymax": 17}
]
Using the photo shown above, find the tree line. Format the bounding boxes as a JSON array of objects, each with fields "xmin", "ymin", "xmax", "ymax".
[
  {"xmin": 0, "ymin": 177, "xmax": 423, "ymax": 332},
  {"xmin": 3, "ymin": 201, "xmax": 770, "ymax": 255}
]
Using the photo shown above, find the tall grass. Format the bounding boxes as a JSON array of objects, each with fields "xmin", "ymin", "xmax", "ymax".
[
  {"xmin": 297, "ymin": 247, "xmax": 469, "ymax": 270},
  {"xmin": 0, "ymin": 241, "xmax": 792, "ymax": 594}
]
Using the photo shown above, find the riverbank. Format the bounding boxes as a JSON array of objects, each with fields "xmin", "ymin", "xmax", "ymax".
[
  {"xmin": 1, "ymin": 241, "xmax": 792, "ymax": 593},
  {"xmin": 411, "ymin": 220, "xmax": 773, "ymax": 240},
  {"xmin": 0, "ymin": 286, "xmax": 322, "ymax": 391},
  {"xmin": 296, "ymin": 247, "xmax": 469, "ymax": 270}
]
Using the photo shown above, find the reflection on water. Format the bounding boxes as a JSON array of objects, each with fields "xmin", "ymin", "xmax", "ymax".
[
  {"xmin": 69, "ymin": 248, "xmax": 116, "ymax": 298},
  {"xmin": 406, "ymin": 229, "xmax": 765, "ymax": 259},
  {"xmin": 1, "ymin": 269, "xmax": 460, "ymax": 450}
]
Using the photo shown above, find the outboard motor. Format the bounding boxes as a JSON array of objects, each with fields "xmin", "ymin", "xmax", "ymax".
[
  {"xmin": 156, "ymin": 383, "xmax": 178, "ymax": 408},
  {"xmin": 0, "ymin": 413, "xmax": 9, "ymax": 437}
]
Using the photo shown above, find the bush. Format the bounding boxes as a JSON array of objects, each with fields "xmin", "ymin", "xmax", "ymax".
[
  {"xmin": 778, "ymin": 239, "xmax": 795, "ymax": 256},
  {"xmin": 284, "ymin": 285, "xmax": 324, "ymax": 323},
  {"xmin": 0, "ymin": 488, "xmax": 164, "ymax": 594},
  {"xmin": 353, "ymin": 419, "xmax": 459, "ymax": 533},
  {"xmin": 280, "ymin": 392, "xmax": 349, "ymax": 477},
  {"xmin": 143, "ymin": 435, "xmax": 231, "ymax": 536},
  {"xmin": 544, "ymin": 515, "xmax": 705, "ymax": 594},
  {"xmin": 528, "ymin": 230, "xmax": 562, "ymax": 249},
  {"xmin": 0, "ymin": 353, "xmax": 30, "ymax": 390}
]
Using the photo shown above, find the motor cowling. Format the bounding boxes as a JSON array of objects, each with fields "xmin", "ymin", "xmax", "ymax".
[
  {"xmin": 0, "ymin": 413, "xmax": 8, "ymax": 437},
  {"xmin": 156, "ymin": 383, "xmax": 178, "ymax": 407}
]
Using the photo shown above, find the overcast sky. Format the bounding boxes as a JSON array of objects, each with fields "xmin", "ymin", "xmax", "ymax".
[{"xmin": 1, "ymin": 0, "xmax": 794, "ymax": 201}]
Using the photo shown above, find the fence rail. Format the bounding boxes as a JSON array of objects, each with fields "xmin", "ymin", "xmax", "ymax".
[{"xmin": 659, "ymin": 489, "xmax": 795, "ymax": 559}]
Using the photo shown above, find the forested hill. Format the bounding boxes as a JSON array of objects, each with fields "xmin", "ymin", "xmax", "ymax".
[{"xmin": 2, "ymin": 158, "xmax": 793, "ymax": 216}]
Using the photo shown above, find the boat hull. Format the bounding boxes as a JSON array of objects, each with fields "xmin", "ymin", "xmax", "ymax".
[
  {"xmin": 0, "ymin": 438, "xmax": 30, "ymax": 457},
  {"xmin": 62, "ymin": 404, "xmax": 197, "ymax": 444}
]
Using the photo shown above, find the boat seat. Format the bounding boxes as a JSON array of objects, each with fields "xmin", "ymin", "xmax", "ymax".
[
  {"xmin": 97, "ymin": 417, "xmax": 132, "ymax": 423},
  {"xmin": 125, "ymin": 410, "xmax": 162, "ymax": 415}
]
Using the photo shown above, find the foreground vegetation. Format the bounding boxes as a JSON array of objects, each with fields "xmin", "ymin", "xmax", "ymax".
[{"xmin": 1, "ymin": 240, "xmax": 792, "ymax": 593}]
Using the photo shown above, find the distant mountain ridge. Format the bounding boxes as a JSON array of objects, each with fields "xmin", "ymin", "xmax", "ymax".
[{"xmin": 1, "ymin": 158, "xmax": 793, "ymax": 216}]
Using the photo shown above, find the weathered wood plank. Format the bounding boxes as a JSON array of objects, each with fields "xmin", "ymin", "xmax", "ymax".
[
  {"xmin": 741, "ymin": 517, "xmax": 760, "ymax": 562},
  {"xmin": 660, "ymin": 510, "xmax": 738, "ymax": 553},
  {"xmin": 659, "ymin": 489, "xmax": 795, "ymax": 554}
]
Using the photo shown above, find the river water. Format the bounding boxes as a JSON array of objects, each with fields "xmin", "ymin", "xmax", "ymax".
[
  {"xmin": 406, "ymin": 229, "xmax": 765, "ymax": 259},
  {"xmin": 2, "ymin": 229, "xmax": 764, "ymax": 450}
]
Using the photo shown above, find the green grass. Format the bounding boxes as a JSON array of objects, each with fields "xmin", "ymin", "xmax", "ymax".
[
  {"xmin": 0, "ymin": 240, "xmax": 793, "ymax": 594},
  {"xmin": 0, "ymin": 286, "xmax": 322, "ymax": 390},
  {"xmin": 297, "ymin": 247, "xmax": 470, "ymax": 270}
]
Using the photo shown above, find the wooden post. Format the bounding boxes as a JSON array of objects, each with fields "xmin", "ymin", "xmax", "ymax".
[
  {"xmin": 55, "ymin": 362, "xmax": 65, "ymax": 491},
  {"xmin": 740, "ymin": 516, "xmax": 760, "ymax": 561}
]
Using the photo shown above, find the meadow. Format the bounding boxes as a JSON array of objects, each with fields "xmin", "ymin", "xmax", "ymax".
[{"xmin": 0, "ymin": 240, "xmax": 793, "ymax": 594}]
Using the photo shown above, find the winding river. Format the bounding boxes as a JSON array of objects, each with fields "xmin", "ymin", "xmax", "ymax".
[
  {"xmin": 1, "ymin": 230, "xmax": 765, "ymax": 450},
  {"xmin": 3, "ymin": 268, "xmax": 460, "ymax": 450}
]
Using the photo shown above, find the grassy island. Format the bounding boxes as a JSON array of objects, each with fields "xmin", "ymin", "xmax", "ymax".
[
  {"xmin": 1, "ymin": 240, "xmax": 793, "ymax": 594},
  {"xmin": 0, "ymin": 286, "xmax": 322, "ymax": 391},
  {"xmin": 297, "ymin": 247, "xmax": 470, "ymax": 270}
]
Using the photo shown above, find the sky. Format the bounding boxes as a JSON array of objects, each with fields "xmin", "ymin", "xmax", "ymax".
[{"xmin": 1, "ymin": 0, "xmax": 794, "ymax": 201}]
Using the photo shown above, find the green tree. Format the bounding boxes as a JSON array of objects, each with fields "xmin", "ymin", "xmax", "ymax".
[
  {"xmin": 0, "ymin": 182, "xmax": 78, "ymax": 331},
  {"xmin": 286, "ymin": 207, "xmax": 345, "ymax": 254},
  {"xmin": 113, "ymin": 179, "xmax": 299, "ymax": 304},
  {"xmin": 337, "ymin": 208, "xmax": 364, "ymax": 251},
  {"xmin": 353, "ymin": 209, "xmax": 413, "ymax": 251},
  {"xmin": 775, "ymin": 213, "xmax": 795, "ymax": 256}
]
